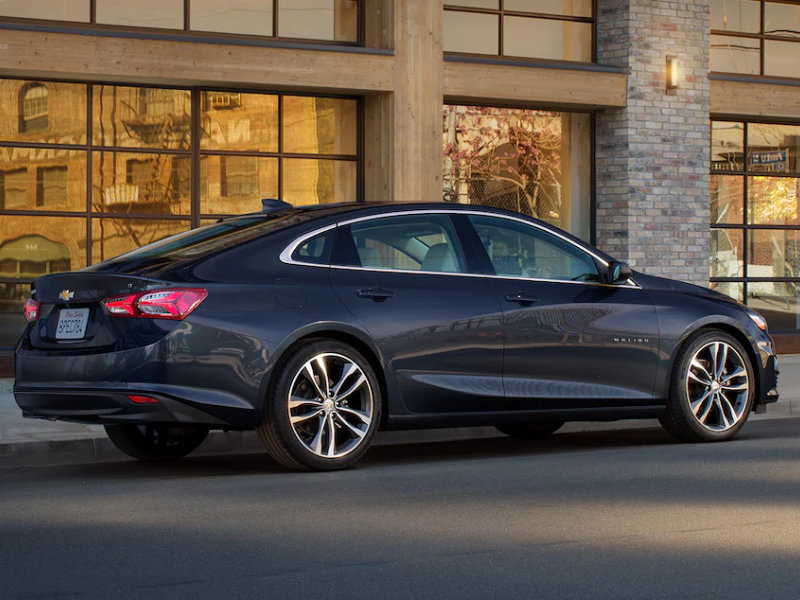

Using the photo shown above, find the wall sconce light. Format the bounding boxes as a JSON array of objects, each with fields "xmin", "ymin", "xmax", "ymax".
[{"xmin": 666, "ymin": 55, "xmax": 679, "ymax": 91}]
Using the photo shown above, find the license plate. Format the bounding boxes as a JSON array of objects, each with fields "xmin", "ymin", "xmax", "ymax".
[{"xmin": 55, "ymin": 308, "xmax": 89, "ymax": 340}]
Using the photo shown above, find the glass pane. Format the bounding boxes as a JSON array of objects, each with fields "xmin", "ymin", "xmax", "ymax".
[
  {"xmin": 445, "ymin": 1, "xmax": 498, "ymax": 8},
  {"xmin": 0, "ymin": 79, "xmax": 87, "ymax": 144},
  {"xmin": 468, "ymin": 214, "xmax": 600, "ymax": 281},
  {"xmin": 747, "ymin": 282, "xmax": 800, "ymax": 330},
  {"xmin": 95, "ymin": 0, "xmax": 184, "ymax": 29},
  {"xmin": 443, "ymin": 106, "xmax": 591, "ymax": 240},
  {"xmin": 349, "ymin": 214, "xmax": 466, "ymax": 273},
  {"xmin": 748, "ymin": 123, "xmax": 800, "ymax": 173},
  {"xmin": 710, "ymin": 0, "xmax": 760, "ymax": 32},
  {"xmin": 200, "ymin": 154, "xmax": 278, "ymax": 214},
  {"xmin": 91, "ymin": 218, "xmax": 190, "ymax": 263},
  {"xmin": 0, "ymin": 282, "xmax": 30, "ymax": 348},
  {"xmin": 444, "ymin": 11, "xmax": 499, "ymax": 54},
  {"xmin": 748, "ymin": 176, "xmax": 800, "ymax": 225},
  {"xmin": 92, "ymin": 152, "xmax": 191, "ymax": 215},
  {"xmin": 711, "ymin": 228, "xmax": 743, "ymax": 277},
  {"xmin": 710, "ymin": 280, "xmax": 744, "ymax": 302},
  {"xmin": 0, "ymin": 0, "xmax": 90, "ymax": 21},
  {"xmin": 504, "ymin": 16, "xmax": 592, "ymax": 61},
  {"xmin": 283, "ymin": 158, "xmax": 356, "ymax": 205},
  {"xmin": 711, "ymin": 121, "xmax": 744, "ymax": 172},
  {"xmin": 710, "ymin": 175, "xmax": 744, "ymax": 224},
  {"xmin": 765, "ymin": 1, "xmax": 800, "ymax": 37},
  {"xmin": 279, "ymin": 0, "xmax": 358, "ymax": 42},
  {"xmin": 0, "ymin": 148, "xmax": 86, "ymax": 211},
  {"xmin": 190, "ymin": 0, "xmax": 274, "ymax": 36},
  {"xmin": 93, "ymin": 86, "xmax": 191, "ymax": 150},
  {"xmin": 710, "ymin": 34, "xmax": 760, "ymax": 74},
  {"xmin": 749, "ymin": 229, "xmax": 800, "ymax": 279},
  {"xmin": 764, "ymin": 39, "xmax": 800, "ymax": 78},
  {"xmin": 199, "ymin": 92, "xmax": 278, "ymax": 152},
  {"xmin": 0, "ymin": 215, "xmax": 87, "ymax": 275},
  {"xmin": 283, "ymin": 96, "xmax": 357, "ymax": 155},
  {"xmin": 505, "ymin": 0, "xmax": 592, "ymax": 18}
]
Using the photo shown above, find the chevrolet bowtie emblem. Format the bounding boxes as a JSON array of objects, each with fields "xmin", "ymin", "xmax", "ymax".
[{"xmin": 58, "ymin": 289, "xmax": 75, "ymax": 302}]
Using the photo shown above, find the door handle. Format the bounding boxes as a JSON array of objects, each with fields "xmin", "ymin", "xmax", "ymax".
[
  {"xmin": 505, "ymin": 292, "xmax": 540, "ymax": 305},
  {"xmin": 356, "ymin": 287, "xmax": 395, "ymax": 302}
]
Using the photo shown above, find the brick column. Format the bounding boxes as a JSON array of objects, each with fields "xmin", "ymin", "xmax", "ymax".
[{"xmin": 595, "ymin": 0, "xmax": 710, "ymax": 286}]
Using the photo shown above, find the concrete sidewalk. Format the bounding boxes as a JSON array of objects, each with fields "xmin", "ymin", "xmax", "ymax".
[{"xmin": 2, "ymin": 355, "xmax": 797, "ymax": 468}]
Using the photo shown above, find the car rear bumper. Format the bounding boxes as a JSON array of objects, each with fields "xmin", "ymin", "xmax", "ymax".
[{"xmin": 14, "ymin": 384, "xmax": 259, "ymax": 428}]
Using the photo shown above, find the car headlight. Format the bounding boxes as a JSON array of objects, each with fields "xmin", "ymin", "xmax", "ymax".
[{"xmin": 747, "ymin": 310, "xmax": 768, "ymax": 332}]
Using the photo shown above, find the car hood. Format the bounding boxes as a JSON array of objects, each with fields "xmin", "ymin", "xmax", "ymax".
[{"xmin": 632, "ymin": 271, "xmax": 744, "ymax": 307}]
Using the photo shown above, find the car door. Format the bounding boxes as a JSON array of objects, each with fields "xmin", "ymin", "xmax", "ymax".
[
  {"xmin": 463, "ymin": 214, "xmax": 660, "ymax": 409},
  {"xmin": 328, "ymin": 212, "xmax": 504, "ymax": 413}
]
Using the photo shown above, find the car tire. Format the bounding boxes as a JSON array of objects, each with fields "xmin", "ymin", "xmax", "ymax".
[
  {"xmin": 659, "ymin": 329, "xmax": 755, "ymax": 442},
  {"xmin": 258, "ymin": 339, "xmax": 382, "ymax": 471},
  {"xmin": 495, "ymin": 421, "xmax": 564, "ymax": 439},
  {"xmin": 104, "ymin": 424, "xmax": 209, "ymax": 461}
]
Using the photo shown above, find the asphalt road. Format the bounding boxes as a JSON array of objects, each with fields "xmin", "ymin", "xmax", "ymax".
[{"xmin": 2, "ymin": 419, "xmax": 800, "ymax": 600}]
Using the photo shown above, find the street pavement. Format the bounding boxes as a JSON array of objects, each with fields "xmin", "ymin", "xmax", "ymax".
[
  {"xmin": 1, "ymin": 354, "xmax": 798, "ymax": 468},
  {"xmin": 1, "ymin": 418, "xmax": 800, "ymax": 599}
]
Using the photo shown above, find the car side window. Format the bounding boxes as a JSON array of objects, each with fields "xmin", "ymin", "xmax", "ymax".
[
  {"xmin": 468, "ymin": 215, "xmax": 602, "ymax": 282},
  {"xmin": 292, "ymin": 229, "xmax": 334, "ymax": 265},
  {"xmin": 341, "ymin": 214, "xmax": 467, "ymax": 274}
]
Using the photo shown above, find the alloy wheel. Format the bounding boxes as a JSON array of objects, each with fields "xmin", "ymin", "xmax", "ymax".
[
  {"xmin": 287, "ymin": 352, "xmax": 374, "ymax": 459},
  {"xmin": 684, "ymin": 341, "xmax": 750, "ymax": 432}
]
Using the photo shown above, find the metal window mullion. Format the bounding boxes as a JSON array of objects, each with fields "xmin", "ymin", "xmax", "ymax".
[
  {"xmin": 190, "ymin": 89, "xmax": 200, "ymax": 228},
  {"xmin": 278, "ymin": 94, "xmax": 284, "ymax": 201},
  {"xmin": 86, "ymin": 82, "xmax": 93, "ymax": 269}
]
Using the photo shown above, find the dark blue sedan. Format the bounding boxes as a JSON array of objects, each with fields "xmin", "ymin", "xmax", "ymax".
[{"xmin": 14, "ymin": 202, "xmax": 779, "ymax": 470}]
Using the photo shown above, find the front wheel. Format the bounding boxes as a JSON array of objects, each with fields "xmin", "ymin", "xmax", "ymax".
[
  {"xmin": 104, "ymin": 424, "xmax": 209, "ymax": 461},
  {"xmin": 660, "ymin": 330, "xmax": 755, "ymax": 442},
  {"xmin": 258, "ymin": 340, "xmax": 382, "ymax": 471}
]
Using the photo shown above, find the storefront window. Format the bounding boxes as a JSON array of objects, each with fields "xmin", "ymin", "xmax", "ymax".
[
  {"xmin": 711, "ymin": 0, "xmax": 800, "ymax": 78},
  {"xmin": 0, "ymin": 78, "xmax": 360, "ymax": 348},
  {"xmin": 443, "ymin": 105, "xmax": 592, "ymax": 241},
  {"xmin": 1, "ymin": 1, "xmax": 361, "ymax": 44},
  {"xmin": 711, "ymin": 119, "xmax": 800, "ymax": 331},
  {"xmin": 444, "ymin": 2, "xmax": 593, "ymax": 62}
]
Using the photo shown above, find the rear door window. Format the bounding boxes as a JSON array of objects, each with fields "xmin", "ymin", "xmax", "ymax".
[{"xmin": 334, "ymin": 214, "xmax": 467, "ymax": 274}]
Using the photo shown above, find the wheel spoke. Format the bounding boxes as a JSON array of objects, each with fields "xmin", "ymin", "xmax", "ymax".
[
  {"xmin": 697, "ymin": 395, "xmax": 715, "ymax": 424},
  {"xmin": 719, "ymin": 393, "xmax": 739, "ymax": 426},
  {"xmin": 303, "ymin": 362, "xmax": 327, "ymax": 400},
  {"xmin": 336, "ymin": 373, "xmax": 367, "ymax": 402},
  {"xmin": 721, "ymin": 381, "xmax": 749, "ymax": 392},
  {"xmin": 691, "ymin": 389, "xmax": 712, "ymax": 416},
  {"xmin": 330, "ymin": 360, "xmax": 358, "ymax": 396},
  {"xmin": 687, "ymin": 368, "xmax": 711, "ymax": 386},
  {"xmin": 290, "ymin": 408, "xmax": 323, "ymax": 425},
  {"xmin": 690, "ymin": 359, "xmax": 713, "ymax": 384},
  {"xmin": 315, "ymin": 355, "xmax": 330, "ymax": 397},
  {"xmin": 714, "ymin": 343, "xmax": 728, "ymax": 380},
  {"xmin": 309, "ymin": 414, "xmax": 326, "ymax": 455},
  {"xmin": 716, "ymin": 396, "xmax": 731, "ymax": 429},
  {"xmin": 289, "ymin": 395, "xmax": 323, "ymax": 410},
  {"xmin": 720, "ymin": 367, "xmax": 745, "ymax": 384},
  {"xmin": 336, "ymin": 413, "xmax": 367, "ymax": 439},
  {"xmin": 337, "ymin": 405, "xmax": 370, "ymax": 425},
  {"xmin": 325, "ymin": 414, "xmax": 337, "ymax": 457}
]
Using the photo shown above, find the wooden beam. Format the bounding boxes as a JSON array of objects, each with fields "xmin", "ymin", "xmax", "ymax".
[
  {"xmin": 444, "ymin": 60, "xmax": 627, "ymax": 109},
  {"xmin": 0, "ymin": 28, "xmax": 394, "ymax": 93},
  {"xmin": 711, "ymin": 78, "xmax": 800, "ymax": 120},
  {"xmin": 391, "ymin": 0, "xmax": 443, "ymax": 202}
]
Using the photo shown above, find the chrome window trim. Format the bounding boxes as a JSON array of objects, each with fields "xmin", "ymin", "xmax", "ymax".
[{"xmin": 280, "ymin": 209, "xmax": 641, "ymax": 289}]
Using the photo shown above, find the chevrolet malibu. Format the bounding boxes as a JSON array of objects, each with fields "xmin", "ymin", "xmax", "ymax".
[{"xmin": 14, "ymin": 202, "xmax": 779, "ymax": 470}]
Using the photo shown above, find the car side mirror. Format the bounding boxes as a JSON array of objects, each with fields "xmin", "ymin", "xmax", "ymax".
[{"xmin": 608, "ymin": 261, "xmax": 632, "ymax": 284}]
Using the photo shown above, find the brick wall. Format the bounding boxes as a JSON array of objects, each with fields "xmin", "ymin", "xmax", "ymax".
[{"xmin": 595, "ymin": 0, "xmax": 710, "ymax": 286}]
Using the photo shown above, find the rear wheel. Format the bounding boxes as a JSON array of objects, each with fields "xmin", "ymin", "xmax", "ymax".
[
  {"xmin": 496, "ymin": 421, "xmax": 564, "ymax": 439},
  {"xmin": 258, "ymin": 340, "xmax": 382, "ymax": 471},
  {"xmin": 659, "ymin": 330, "xmax": 754, "ymax": 442},
  {"xmin": 104, "ymin": 424, "xmax": 209, "ymax": 461}
]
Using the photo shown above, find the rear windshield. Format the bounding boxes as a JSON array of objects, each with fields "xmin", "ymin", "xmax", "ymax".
[{"xmin": 95, "ymin": 212, "xmax": 310, "ymax": 265}]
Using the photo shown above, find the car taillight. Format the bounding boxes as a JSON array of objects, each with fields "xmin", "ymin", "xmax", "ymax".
[
  {"xmin": 102, "ymin": 288, "xmax": 207, "ymax": 320},
  {"xmin": 23, "ymin": 298, "xmax": 40, "ymax": 323}
]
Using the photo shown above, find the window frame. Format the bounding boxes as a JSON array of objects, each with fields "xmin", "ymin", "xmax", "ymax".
[{"xmin": 443, "ymin": 1, "xmax": 596, "ymax": 64}]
